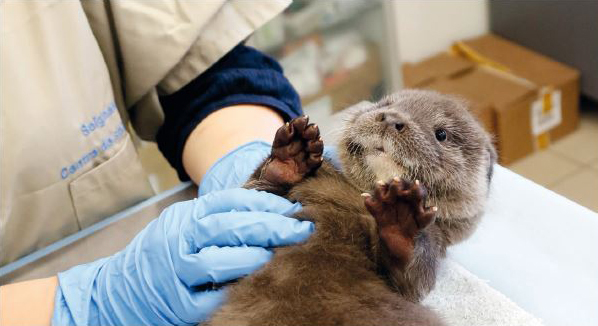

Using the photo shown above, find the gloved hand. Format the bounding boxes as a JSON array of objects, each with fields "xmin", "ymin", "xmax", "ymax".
[
  {"xmin": 52, "ymin": 188, "xmax": 313, "ymax": 325},
  {"xmin": 199, "ymin": 140, "xmax": 340, "ymax": 195}
]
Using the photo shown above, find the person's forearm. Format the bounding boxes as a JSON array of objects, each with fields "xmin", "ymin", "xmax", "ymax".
[
  {"xmin": 182, "ymin": 104, "xmax": 285, "ymax": 184},
  {"xmin": 0, "ymin": 276, "xmax": 57, "ymax": 325}
]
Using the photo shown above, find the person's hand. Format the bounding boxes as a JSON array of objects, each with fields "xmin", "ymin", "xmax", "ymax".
[
  {"xmin": 199, "ymin": 140, "xmax": 340, "ymax": 195},
  {"xmin": 52, "ymin": 188, "xmax": 313, "ymax": 325}
]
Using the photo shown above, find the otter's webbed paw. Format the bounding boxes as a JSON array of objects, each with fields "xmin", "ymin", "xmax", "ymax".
[
  {"xmin": 363, "ymin": 178, "xmax": 436, "ymax": 269},
  {"xmin": 261, "ymin": 116, "xmax": 323, "ymax": 185}
]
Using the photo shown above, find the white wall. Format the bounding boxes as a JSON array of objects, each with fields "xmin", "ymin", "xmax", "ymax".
[{"xmin": 392, "ymin": 0, "xmax": 489, "ymax": 63}]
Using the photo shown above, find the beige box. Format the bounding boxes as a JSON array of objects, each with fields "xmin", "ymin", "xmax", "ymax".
[
  {"xmin": 402, "ymin": 34, "xmax": 581, "ymax": 165},
  {"xmin": 459, "ymin": 34, "xmax": 580, "ymax": 144}
]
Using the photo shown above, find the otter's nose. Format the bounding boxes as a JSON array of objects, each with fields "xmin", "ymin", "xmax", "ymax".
[{"xmin": 375, "ymin": 112, "xmax": 406, "ymax": 132}]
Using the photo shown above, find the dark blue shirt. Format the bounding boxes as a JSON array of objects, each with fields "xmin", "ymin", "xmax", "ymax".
[{"xmin": 157, "ymin": 44, "xmax": 302, "ymax": 180}]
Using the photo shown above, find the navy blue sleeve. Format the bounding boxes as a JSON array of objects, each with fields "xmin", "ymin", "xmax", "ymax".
[{"xmin": 156, "ymin": 44, "xmax": 303, "ymax": 181}]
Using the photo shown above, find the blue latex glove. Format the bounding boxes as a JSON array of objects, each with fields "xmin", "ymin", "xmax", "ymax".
[
  {"xmin": 199, "ymin": 141, "xmax": 340, "ymax": 195},
  {"xmin": 52, "ymin": 188, "xmax": 313, "ymax": 325}
]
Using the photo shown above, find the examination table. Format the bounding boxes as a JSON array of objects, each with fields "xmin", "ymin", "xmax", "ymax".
[{"xmin": 1, "ymin": 166, "xmax": 596, "ymax": 326}]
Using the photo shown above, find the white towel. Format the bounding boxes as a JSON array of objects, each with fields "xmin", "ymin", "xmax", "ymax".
[{"xmin": 423, "ymin": 259, "xmax": 544, "ymax": 326}]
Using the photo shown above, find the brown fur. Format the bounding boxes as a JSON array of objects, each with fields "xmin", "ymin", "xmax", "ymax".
[{"xmin": 205, "ymin": 90, "xmax": 496, "ymax": 325}]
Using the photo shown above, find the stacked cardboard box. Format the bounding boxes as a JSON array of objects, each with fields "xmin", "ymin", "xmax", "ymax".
[{"xmin": 403, "ymin": 34, "xmax": 580, "ymax": 165}]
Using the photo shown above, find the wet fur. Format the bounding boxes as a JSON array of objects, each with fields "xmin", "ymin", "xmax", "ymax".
[{"xmin": 206, "ymin": 90, "xmax": 496, "ymax": 325}]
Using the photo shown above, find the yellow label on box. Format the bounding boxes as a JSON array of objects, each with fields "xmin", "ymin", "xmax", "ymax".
[
  {"xmin": 536, "ymin": 132, "xmax": 551, "ymax": 150},
  {"xmin": 531, "ymin": 89, "xmax": 562, "ymax": 136}
]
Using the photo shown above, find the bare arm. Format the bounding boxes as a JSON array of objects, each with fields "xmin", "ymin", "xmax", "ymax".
[
  {"xmin": 0, "ymin": 276, "xmax": 57, "ymax": 325},
  {"xmin": 182, "ymin": 104, "xmax": 284, "ymax": 184}
]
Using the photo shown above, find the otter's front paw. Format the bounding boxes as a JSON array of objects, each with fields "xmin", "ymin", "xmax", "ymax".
[
  {"xmin": 261, "ymin": 116, "xmax": 323, "ymax": 185},
  {"xmin": 363, "ymin": 178, "xmax": 436, "ymax": 269}
]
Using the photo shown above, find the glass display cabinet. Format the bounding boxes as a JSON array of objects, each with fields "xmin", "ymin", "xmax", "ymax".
[{"xmin": 247, "ymin": 0, "xmax": 401, "ymax": 135}]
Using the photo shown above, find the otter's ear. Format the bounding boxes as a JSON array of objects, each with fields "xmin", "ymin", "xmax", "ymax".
[{"xmin": 486, "ymin": 142, "xmax": 497, "ymax": 184}]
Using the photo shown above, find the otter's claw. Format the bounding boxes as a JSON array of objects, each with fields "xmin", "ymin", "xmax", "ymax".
[
  {"xmin": 364, "ymin": 178, "xmax": 436, "ymax": 268},
  {"xmin": 262, "ymin": 116, "xmax": 323, "ymax": 185}
]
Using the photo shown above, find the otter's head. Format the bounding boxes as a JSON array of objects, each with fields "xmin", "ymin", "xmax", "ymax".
[{"xmin": 337, "ymin": 90, "xmax": 496, "ymax": 219}]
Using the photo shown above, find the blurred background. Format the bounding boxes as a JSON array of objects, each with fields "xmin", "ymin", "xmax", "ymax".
[{"xmin": 139, "ymin": 0, "xmax": 598, "ymax": 212}]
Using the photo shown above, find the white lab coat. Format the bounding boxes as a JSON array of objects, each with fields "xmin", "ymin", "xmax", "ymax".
[{"xmin": 0, "ymin": 0, "xmax": 289, "ymax": 265}]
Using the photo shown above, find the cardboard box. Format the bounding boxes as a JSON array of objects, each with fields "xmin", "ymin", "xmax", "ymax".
[
  {"xmin": 402, "ymin": 34, "xmax": 581, "ymax": 164},
  {"xmin": 457, "ymin": 34, "xmax": 580, "ymax": 146},
  {"xmin": 403, "ymin": 53, "xmax": 474, "ymax": 88}
]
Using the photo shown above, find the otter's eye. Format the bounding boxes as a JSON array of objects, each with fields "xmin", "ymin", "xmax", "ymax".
[{"xmin": 435, "ymin": 129, "xmax": 447, "ymax": 141}]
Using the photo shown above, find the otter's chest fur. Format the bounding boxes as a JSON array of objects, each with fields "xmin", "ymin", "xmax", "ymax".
[
  {"xmin": 205, "ymin": 163, "xmax": 440, "ymax": 326},
  {"xmin": 288, "ymin": 162, "xmax": 379, "ymax": 255}
]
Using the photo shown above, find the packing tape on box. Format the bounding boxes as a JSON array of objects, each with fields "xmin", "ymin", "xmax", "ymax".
[
  {"xmin": 450, "ymin": 42, "xmax": 512, "ymax": 73},
  {"xmin": 450, "ymin": 42, "xmax": 562, "ymax": 150}
]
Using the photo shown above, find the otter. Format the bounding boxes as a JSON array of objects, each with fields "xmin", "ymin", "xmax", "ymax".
[{"xmin": 205, "ymin": 90, "xmax": 496, "ymax": 325}]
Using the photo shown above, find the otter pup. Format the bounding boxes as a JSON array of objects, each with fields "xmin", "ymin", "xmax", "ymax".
[{"xmin": 206, "ymin": 90, "xmax": 496, "ymax": 325}]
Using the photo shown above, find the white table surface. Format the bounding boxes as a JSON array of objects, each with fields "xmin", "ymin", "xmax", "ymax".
[
  {"xmin": 3, "ymin": 152, "xmax": 595, "ymax": 325},
  {"xmin": 450, "ymin": 165, "xmax": 598, "ymax": 326}
]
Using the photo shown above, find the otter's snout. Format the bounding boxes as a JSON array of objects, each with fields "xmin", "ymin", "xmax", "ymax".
[{"xmin": 375, "ymin": 112, "xmax": 406, "ymax": 132}]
